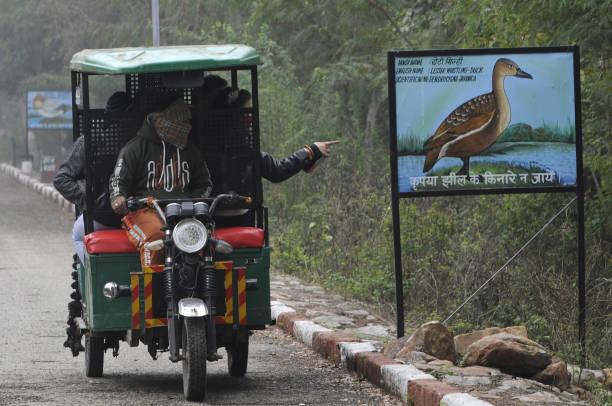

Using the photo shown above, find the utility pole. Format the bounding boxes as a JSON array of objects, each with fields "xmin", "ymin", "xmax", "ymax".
[{"xmin": 152, "ymin": 0, "xmax": 160, "ymax": 46}]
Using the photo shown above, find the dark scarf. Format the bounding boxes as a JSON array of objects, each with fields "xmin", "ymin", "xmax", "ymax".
[{"xmin": 150, "ymin": 98, "xmax": 192, "ymax": 149}]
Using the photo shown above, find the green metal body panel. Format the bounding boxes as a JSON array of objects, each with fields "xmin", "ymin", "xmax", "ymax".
[
  {"xmin": 80, "ymin": 247, "xmax": 271, "ymax": 333},
  {"xmin": 70, "ymin": 45, "xmax": 260, "ymax": 74},
  {"xmin": 217, "ymin": 247, "xmax": 272, "ymax": 326},
  {"xmin": 82, "ymin": 252, "xmax": 140, "ymax": 332},
  {"xmin": 77, "ymin": 261, "xmax": 86, "ymax": 305}
]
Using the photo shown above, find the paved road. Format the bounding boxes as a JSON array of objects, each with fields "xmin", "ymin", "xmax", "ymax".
[{"xmin": 0, "ymin": 174, "xmax": 396, "ymax": 405}]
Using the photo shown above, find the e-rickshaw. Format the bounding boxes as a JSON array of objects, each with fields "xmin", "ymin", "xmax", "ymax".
[{"xmin": 65, "ymin": 45, "xmax": 271, "ymax": 401}]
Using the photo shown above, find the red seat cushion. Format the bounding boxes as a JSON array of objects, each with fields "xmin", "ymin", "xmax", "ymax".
[
  {"xmin": 214, "ymin": 227, "xmax": 264, "ymax": 249},
  {"xmin": 84, "ymin": 229, "xmax": 138, "ymax": 254},
  {"xmin": 84, "ymin": 227, "xmax": 264, "ymax": 254}
]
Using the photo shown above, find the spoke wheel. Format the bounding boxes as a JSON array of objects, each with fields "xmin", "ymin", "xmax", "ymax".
[
  {"xmin": 182, "ymin": 318, "xmax": 207, "ymax": 401},
  {"xmin": 84, "ymin": 334, "xmax": 104, "ymax": 377},
  {"xmin": 227, "ymin": 332, "xmax": 249, "ymax": 377}
]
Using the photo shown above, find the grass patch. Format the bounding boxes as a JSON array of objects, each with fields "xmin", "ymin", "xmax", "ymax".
[{"xmin": 397, "ymin": 131, "xmax": 425, "ymax": 155}]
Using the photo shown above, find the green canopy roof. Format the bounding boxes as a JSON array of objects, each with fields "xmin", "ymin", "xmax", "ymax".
[{"xmin": 70, "ymin": 44, "xmax": 260, "ymax": 74}]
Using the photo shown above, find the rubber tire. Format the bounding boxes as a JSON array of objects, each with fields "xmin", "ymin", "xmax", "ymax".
[
  {"xmin": 227, "ymin": 333, "xmax": 249, "ymax": 377},
  {"xmin": 182, "ymin": 318, "xmax": 207, "ymax": 401},
  {"xmin": 84, "ymin": 334, "xmax": 104, "ymax": 377}
]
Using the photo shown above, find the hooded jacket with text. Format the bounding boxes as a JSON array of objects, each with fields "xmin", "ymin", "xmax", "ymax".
[{"xmin": 109, "ymin": 117, "xmax": 212, "ymax": 202}]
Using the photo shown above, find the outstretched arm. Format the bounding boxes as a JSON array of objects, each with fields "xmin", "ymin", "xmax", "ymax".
[{"xmin": 261, "ymin": 141, "xmax": 339, "ymax": 183}]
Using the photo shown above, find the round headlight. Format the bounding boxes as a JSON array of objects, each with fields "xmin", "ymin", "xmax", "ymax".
[
  {"xmin": 172, "ymin": 218, "xmax": 208, "ymax": 253},
  {"xmin": 103, "ymin": 282, "xmax": 118, "ymax": 300}
]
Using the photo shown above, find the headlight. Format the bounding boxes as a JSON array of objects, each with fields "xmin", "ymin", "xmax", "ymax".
[
  {"xmin": 103, "ymin": 282, "xmax": 119, "ymax": 300},
  {"xmin": 173, "ymin": 218, "xmax": 208, "ymax": 253},
  {"xmin": 103, "ymin": 282, "xmax": 131, "ymax": 300}
]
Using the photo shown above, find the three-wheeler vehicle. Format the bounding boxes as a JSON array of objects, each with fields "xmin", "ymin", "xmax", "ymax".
[{"xmin": 65, "ymin": 45, "xmax": 271, "ymax": 401}]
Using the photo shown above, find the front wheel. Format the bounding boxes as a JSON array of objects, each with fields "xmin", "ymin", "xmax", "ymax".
[
  {"xmin": 182, "ymin": 318, "xmax": 207, "ymax": 401},
  {"xmin": 227, "ymin": 332, "xmax": 249, "ymax": 377},
  {"xmin": 84, "ymin": 334, "xmax": 104, "ymax": 377}
]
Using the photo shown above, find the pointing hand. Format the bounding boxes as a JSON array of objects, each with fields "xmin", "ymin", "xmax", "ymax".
[{"xmin": 314, "ymin": 140, "xmax": 340, "ymax": 157}]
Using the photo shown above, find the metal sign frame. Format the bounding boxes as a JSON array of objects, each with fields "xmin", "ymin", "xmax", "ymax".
[
  {"xmin": 389, "ymin": 46, "xmax": 581, "ymax": 198},
  {"xmin": 387, "ymin": 46, "xmax": 585, "ymax": 353}
]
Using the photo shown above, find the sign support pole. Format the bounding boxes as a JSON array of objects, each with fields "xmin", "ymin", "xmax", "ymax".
[
  {"xmin": 391, "ymin": 190, "xmax": 404, "ymax": 338},
  {"xmin": 573, "ymin": 46, "xmax": 586, "ymax": 364},
  {"xmin": 24, "ymin": 93, "xmax": 29, "ymax": 158},
  {"xmin": 388, "ymin": 54, "xmax": 404, "ymax": 338},
  {"xmin": 577, "ymin": 190, "xmax": 586, "ymax": 362}
]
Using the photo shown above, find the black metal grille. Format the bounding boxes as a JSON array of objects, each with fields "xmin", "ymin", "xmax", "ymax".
[
  {"xmin": 126, "ymin": 74, "xmax": 139, "ymax": 100},
  {"xmin": 194, "ymin": 109, "xmax": 260, "ymax": 199},
  {"xmin": 83, "ymin": 110, "xmax": 140, "ymax": 200},
  {"xmin": 197, "ymin": 109, "xmax": 256, "ymax": 153},
  {"xmin": 135, "ymin": 73, "xmax": 191, "ymax": 113},
  {"xmin": 86, "ymin": 111, "xmax": 139, "ymax": 156},
  {"xmin": 78, "ymin": 68, "xmax": 262, "ymax": 222}
]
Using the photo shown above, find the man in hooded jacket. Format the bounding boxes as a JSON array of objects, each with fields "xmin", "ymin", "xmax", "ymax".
[{"xmin": 109, "ymin": 98, "xmax": 212, "ymax": 267}]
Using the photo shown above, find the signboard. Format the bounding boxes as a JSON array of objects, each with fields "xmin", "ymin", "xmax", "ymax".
[
  {"xmin": 388, "ymin": 48, "xmax": 580, "ymax": 197},
  {"xmin": 40, "ymin": 155, "xmax": 56, "ymax": 182},
  {"xmin": 386, "ymin": 47, "xmax": 584, "ymax": 341},
  {"xmin": 27, "ymin": 91, "xmax": 72, "ymax": 130}
]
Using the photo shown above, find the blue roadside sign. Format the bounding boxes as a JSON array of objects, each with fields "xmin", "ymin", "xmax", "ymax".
[{"xmin": 27, "ymin": 91, "xmax": 72, "ymax": 130}]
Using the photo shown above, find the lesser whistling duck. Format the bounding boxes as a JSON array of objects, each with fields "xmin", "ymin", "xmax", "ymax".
[{"xmin": 422, "ymin": 58, "xmax": 533, "ymax": 175}]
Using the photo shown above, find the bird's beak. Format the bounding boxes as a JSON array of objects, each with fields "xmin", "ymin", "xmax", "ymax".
[{"xmin": 515, "ymin": 68, "xmax": 533, "ymax": 80}]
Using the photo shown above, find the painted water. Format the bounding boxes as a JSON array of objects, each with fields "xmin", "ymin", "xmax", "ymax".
[{"xmin": 398, "ymin": 142, "xmax": 576, "ymax": 193}]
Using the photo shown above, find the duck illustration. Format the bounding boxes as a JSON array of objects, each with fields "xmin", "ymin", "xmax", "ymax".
[
  {"xmin": 32, "ymin": 94, "xmax": 71, "ymax": 118},
  {"xmin": 422, "ymin": 58, "xmax": 533, "ymax": 175}
]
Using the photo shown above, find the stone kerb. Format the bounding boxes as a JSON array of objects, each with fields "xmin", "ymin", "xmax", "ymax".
[
  {"xmin": 0, "ymin": 163, "xmax": 75, "ymax": 213},
  {"xmin": 276, "ymin": 311, "xmax": 309, "ymax": 334},
  {"xmin": 339, "ymin": 341, "xmax": 378, "ymax": 370},
  {"xmin": 270, "ymin": 301, "xmax": 296, "ymax": 320},
  {"xmin": 356, "ymin": 352, "xmax": 402, "ymax": 387},
  {"xmin": 311, "ymin": 331, "xmax": 360, "ymax": 364},
  {"xmin": 292, "ymin": 320, "xmax": 331, "ymax": 347},
  {"xmin": 441, "ymin": 392, "xmax": 494, "ymax": 406},
  {"xmin": 408, "ymin": 378, "xmax": 460, "ymax": 406},
  {"xmin": 271, "ymin": 300, "xmax": 492, "ymax": 406},
  {"xmin": 382, "ymin": 364, "xmax": 435, "ymax": 402}
]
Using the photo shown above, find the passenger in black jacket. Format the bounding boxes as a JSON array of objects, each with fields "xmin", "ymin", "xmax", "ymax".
[
  {"xmin": 213, "ymin": 86, "xmax": 339, "ymax": 181},
  {"xmin": 210, "ymin": 86, "xmax": 338, "ymax": 228},
  {"xmin": 53, "ymin": 91, "xmax": 131, "ymax": 264}
]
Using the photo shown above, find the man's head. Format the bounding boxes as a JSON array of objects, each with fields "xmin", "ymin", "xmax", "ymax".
[
  {"xmin": 200, "ymin": 74, "xmax": 228, "ymax": 109},
  {"xmin": 212, "ymin": 87, "xmax": 239, "ymax": 109},
  {"xmin": 236, "ymin": 89, "xmax": 252, "ymax": 108},
  {"xmin": 212, "ymin": 87, "xmax": 252, "ymax": 109},
  {"xmin": 104, "ymin": 91, "xmax": 131, "ymax": 114},
  {"xmin": 150, "ymin": 98, "xmax": 192, "ymax": 149},
  {"xmin": 202, "ymin": 74, "xmax": 228, "ymax": 93}
]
